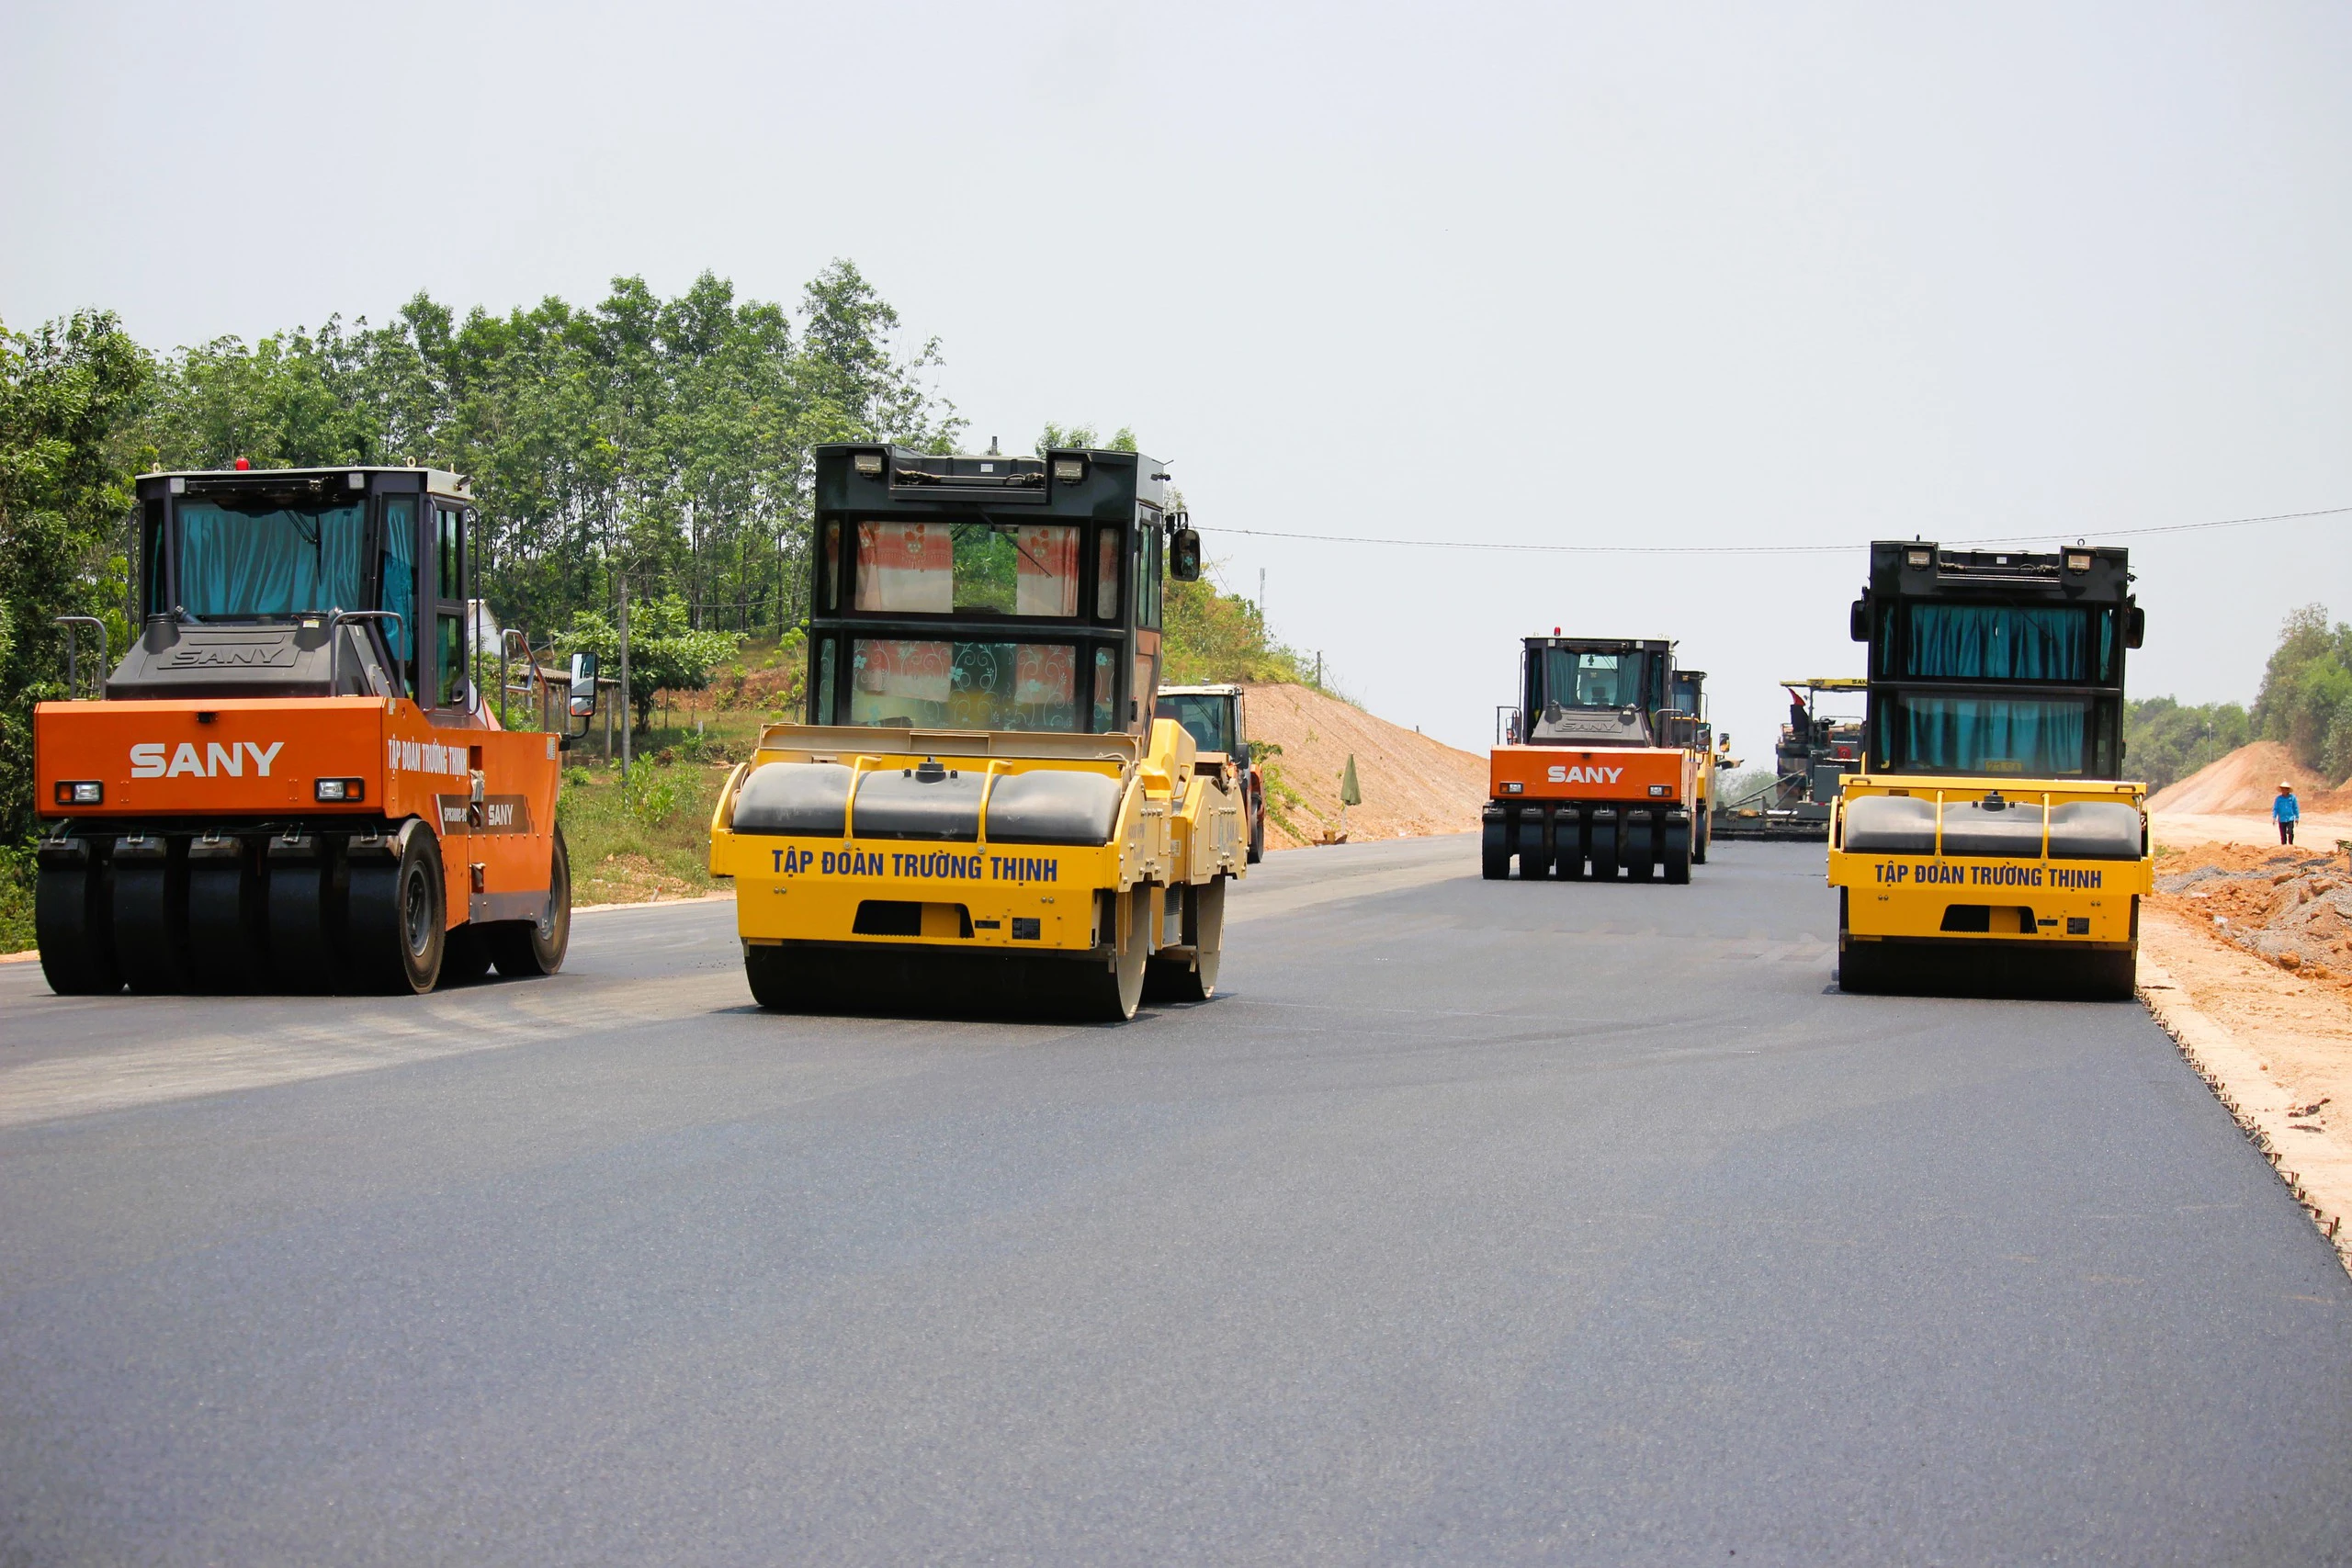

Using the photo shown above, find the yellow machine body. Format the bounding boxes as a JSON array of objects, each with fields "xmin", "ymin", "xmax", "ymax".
[
  {"xmin": 711, "ymin": 717, "xmax": 1243, "ymax": 1017},
  {"xmin": 1826, "ymin": 774, "xmax": 2151, "ymax": 993}
]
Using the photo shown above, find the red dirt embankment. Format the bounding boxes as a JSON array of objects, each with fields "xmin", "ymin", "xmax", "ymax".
[
  {"xmin": 2148, "ymin": 742, "xmax": 2352, "ymax": 852},
  {"xmin": 1238, "ymin": 683, "xmax": 1488, "ymax": 850},
  {"xmin": 2149, "ymin": 740, "xmax": 2349, "ymax": 815}
]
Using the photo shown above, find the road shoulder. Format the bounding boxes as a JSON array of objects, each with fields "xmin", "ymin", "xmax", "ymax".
[{"xmin": 2141, "ymin": 907, "xmax": 2352, "ymax": 1273}]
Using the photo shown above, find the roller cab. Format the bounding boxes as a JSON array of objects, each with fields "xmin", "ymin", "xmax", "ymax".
[
  {"xmin": 31, "ymin": 466, "xmax": 591, "ymax": 997},
  {"xmin": 1826, "ymin": 541, "xmax": 2151, "ymax": 998},
  {"xmin": 1483, "ymin": 637, "xmax": 1704, "ymax": 883},
  {"xmin": 714, "ymin": 443, "xmax": 1240, "ymax": 1020}
]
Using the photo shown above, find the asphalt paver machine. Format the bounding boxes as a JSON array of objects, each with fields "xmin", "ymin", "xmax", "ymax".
[
  {"xmin": 1826, "ymin": 541, "xmax": 2151, "ymax": 998},
  {"xmin": 32, "ymin": 466, "xmax": 595, "ymax": 996},
  {"xmin": 1483, "ymin": 636, "xmax": 1706, "ymax": 883},
  {"xmin": 1711, "ymin": 678, "xmax": 1864, "ymax": 842},
  {"xmin": 708, "ymin": 444, "xmax": 1247, "ymax": 1020}
]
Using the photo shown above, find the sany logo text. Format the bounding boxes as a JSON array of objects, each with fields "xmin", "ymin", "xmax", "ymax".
[
  {"xmin": 130, "ymin": 741, "xmax": 285, "ymax": 779},
  {"xmin": 1545, "ymin": 764, "xmax": 1624, "ymax": 784}
]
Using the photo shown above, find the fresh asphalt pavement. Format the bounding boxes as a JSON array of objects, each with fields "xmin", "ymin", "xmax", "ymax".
[{"xmin": 2, "ymin": 835, "xmax": 2347, "ymax": 1566}]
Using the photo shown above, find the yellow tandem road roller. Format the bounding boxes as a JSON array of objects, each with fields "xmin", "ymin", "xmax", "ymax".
[
  {"xmin": 709, "ymin": 443, "xmax": 1247, "ymax": 1020},
  {"xmin": 1827, "ymin": 540, "xmax": 2152, "ymax": 999}
]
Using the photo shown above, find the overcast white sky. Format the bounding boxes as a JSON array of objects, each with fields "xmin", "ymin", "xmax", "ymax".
[{"xmin": 6, "ymin": 0, "xmax": 2346, "ymax": 758}]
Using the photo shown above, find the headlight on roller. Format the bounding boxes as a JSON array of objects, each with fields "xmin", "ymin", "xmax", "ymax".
[{"xmin": 315, "ymin": 778, "xmax": 365, "ymax": 802}]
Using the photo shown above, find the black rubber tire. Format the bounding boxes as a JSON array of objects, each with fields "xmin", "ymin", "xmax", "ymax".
[
  {"xmin": 1481, "ymin": 815, "xmax": 1510, "ymax": 880},
  {"xmin": 1555, "ymin": 816, "xmax": 1587, "ymax": 880},
  {"xmin": 113, "ymin": 839, "xmax": 193, "ymax": 994},
  {"xmin": 1624, "ymin": 813, "xmax": 1657, "ymax": 882},
  {"xmin": 1516, "ymin": 814, "xmax": 1550, "ymax": 880},
  {"xmin": 1662, "ymin": 817, "xmax": 1692, "ymax": 886},
  {"xmin": 1692, "ymin": 807, "xmax": 1711, "ymax": 865},
  {"xmin": 1144, "ymin": 877, "xmax": 1225, "ymax": 1002},
  {"xmin": 489, "ymin": 828, "xmax": 571, "ymax": 977},
  {"xmin": 346, "ymin": 829, "xmax": 446, "ymax": 995},
  {"xmin": 187, "ymin": 840, "xmax": 268, "ymax": 993},
  {"xmin": 1589, "ymin": 817, "xmax": 1621, "ymax": 881},
  {"xmin": 1247, "ymin": 805, "xmax": 1264, "ymax": 865},
  {"xmin": 439, "ymin": 924, "xmax": 494, "ymax": 986},
  {"xmin": 35, "ymin": 847, "xmax": 120, "ymax": 996},
  {"xmin": 267, "ymin": 838, "xmax": 343, "ymax": 994}
]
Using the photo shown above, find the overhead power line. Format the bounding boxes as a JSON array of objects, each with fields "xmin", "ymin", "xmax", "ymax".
[{"xmin": 1213, "ymin": 503, "xmax": 2351, "ymax": 557}]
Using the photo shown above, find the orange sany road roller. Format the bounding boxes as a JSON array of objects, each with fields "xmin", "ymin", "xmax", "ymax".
[
  {"xmin": 707, "ymin": 443, "xmax": 1247, "ymax": 1021},
  {"xmin": 1483, "ymin": 636, "xmax": 1710, "ymax": 883},
  {"xmin": 32, "ymin": 465, "xmax": 602, "ymax": 996}
]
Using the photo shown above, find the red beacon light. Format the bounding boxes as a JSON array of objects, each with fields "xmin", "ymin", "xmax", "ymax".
[{"xmin": 232, "ymin": 457, "xmax": 251, "ymax": 469}]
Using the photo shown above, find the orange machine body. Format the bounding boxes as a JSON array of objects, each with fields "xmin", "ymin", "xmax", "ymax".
[
  {"xmin": 1488, "ymin": 745, "xmax": 1693, "ymax": 805},
  {"xmin": 34, "ymin": 696, "xmax": 560, "ymax": 931}
]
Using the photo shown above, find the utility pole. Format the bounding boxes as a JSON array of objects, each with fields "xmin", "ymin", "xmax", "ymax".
[
  {"xmin": 1259, "ymin": 568, "xmax": 1265, "ymax": 617},
  {"xmin": 1316, "ymin": 650, "xmax": 1323, "ymax": 689},
  {"xmin": 617, "ymin": 566, "xmax": 632, "ymax": 782}
]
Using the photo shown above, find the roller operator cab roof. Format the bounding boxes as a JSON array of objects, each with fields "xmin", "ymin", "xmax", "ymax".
[
  {"xmin": 1849, "ymin": 541, "xmax": 2142, "ymax": 781},
  {"xmin": 803, "ymin": 444, "xmax": 1193, "ymax": 738}
]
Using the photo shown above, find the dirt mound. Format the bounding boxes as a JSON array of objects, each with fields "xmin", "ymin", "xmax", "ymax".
[
  {"xmin": 2149, "ymin": 740, "xmax": 2335, "ymax": 815},
  {"xmin": 1239, "ymin": 683, "xmax": 1487, "ymax": 849},
  {"xmin": 2151, "ymin": 840, "xmax": 2352, "ymax": 987}
]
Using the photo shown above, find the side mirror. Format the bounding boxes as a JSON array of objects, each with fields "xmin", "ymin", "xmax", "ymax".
[
  {"xmin": 1168, "ymin": 527, "xmax": 1202, "ymax": 582},
  {"xmin": 2125, "ymin": 604, "xmax": 2145, "ymax": 649},
  {"xmin": 569, "ymin": 652, "xmax": 600, "ymax": 719},
  {"xmin": 1849, "ymin": 597, "xmax": 1870, "ymax": 642}
]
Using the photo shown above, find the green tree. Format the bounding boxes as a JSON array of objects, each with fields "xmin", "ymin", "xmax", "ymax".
[
  {"xmin": 554, "ymin": 593, "xmax": 741, "ymax": 731},
  {"xmin": 137, "ymin": 265, "xmax": 966, "ymax": 654},
  {"xmin": 1034, "ymin": 423, "xmax": 1137, "ymax": 454},
  {"xmin": 0, "ymin": 311, "xmax": 151, "ymax": 841},
  {"xmin": 2252, "ymin": 604, "xmax": 2352, "ymax": 782},
  {"xmin": 2123, "ymin": 696, "xmax": 2253, "ymax": 793}
]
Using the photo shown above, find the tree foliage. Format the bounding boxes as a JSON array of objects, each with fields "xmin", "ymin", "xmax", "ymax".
[
  {"xmin": 553, "ymin": 594, "xmax": 742, "ymax": 729},
  {"xmin": 1034, "ymin": 423, "xmax": 1136, "ymax": 455},
  {"xmin": 0, "ymin": 311, "xmax": 152, "ymax": 841},
  {"xmin": 2251, "ymin": 604, "xmax": 2352, "ymax": 783},
  {"xmin": 141, "ymin": 262, "xmax": 961, "ymax": 640},
  {"xmin": 2122, "ymin": 697, "xmax": 2252, "ymax": 794},
  {"xmin": 1162, "ymin": 575, "xmax": 1311, "ymax": 685}
]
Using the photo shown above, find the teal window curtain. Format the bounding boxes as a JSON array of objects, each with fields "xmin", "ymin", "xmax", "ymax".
[
  {"xmin": 1893, "ymin": 695, "xmax": 2090, "ymax": 775},
  {"xmin": 1903, "ymin": 604, "xmax": 2108, "ymax": 682},
  {"xmin": 1540, "ymin": 649, "xmax": 1652, "ymax": 708},
  {"xmin": 379, "ymin": 498, "xmax": 416, "ymax": 687},
  {"xmin": 179, "ymin": 502, "xmax": 368, "ymax": 619}
]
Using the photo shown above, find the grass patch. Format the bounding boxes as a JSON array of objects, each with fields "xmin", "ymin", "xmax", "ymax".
[
  {"xmin": 0, "ymin": 848, "xmax": 33, "ymax": 955},
  {"xmin": 558, "ymin": 739, "xmax": 743, "ymax": 907},
  {"xmin": 562, "ymin": 656, "xmax": 794, "ymax": 904}
]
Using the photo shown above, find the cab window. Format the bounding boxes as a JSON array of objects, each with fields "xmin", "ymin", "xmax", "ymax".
[
  {"xmin": 379, "ymin": 497, "xmax": 417, "ymax": 695},
  {"xmin": 1132, "ymin": 523, "xmax": 1162, "ymax": 631}
]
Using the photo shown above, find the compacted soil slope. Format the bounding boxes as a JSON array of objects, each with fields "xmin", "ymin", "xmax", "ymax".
[
  {"xmin": 2150, "ymin": 741, "xmax": 2352, "ymax": 850},
  {"xmin": 1238, "ymin": 682, "xmax": 1488, "ymax": 850}
]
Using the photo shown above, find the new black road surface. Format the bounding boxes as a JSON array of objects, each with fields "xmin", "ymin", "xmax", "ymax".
[{"xmin": 3, "ymin": 838, "xmax": 2346, "ymax": 1565}]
